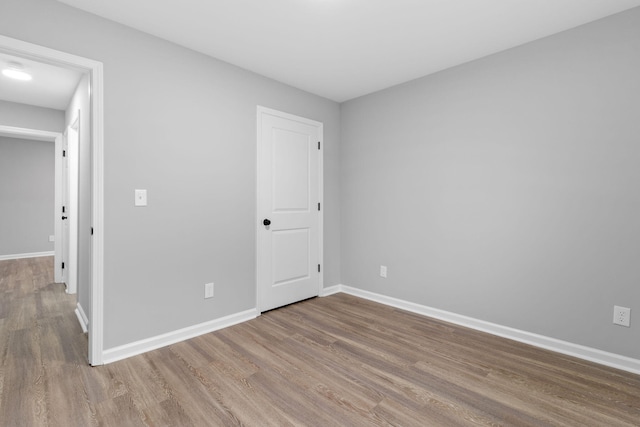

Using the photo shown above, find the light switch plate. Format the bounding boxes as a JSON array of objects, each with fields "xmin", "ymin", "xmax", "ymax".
[
  {"xmin": 380, "ymin": 265, "xmax": 387, "ymax": 278},
  {"xmin": 135, "ymin": 189, "xmax": 147, "ymax": 206},
  {"xmin": 204, "ymin": 282, "xmax": 214, "ymax": 299}
]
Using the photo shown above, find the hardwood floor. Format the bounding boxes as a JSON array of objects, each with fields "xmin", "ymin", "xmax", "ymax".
[{"xmin": 1, "ymin": 257, "xmax": 639, "ymax": 426}]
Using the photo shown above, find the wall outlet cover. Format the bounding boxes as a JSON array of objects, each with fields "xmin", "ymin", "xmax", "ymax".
[
  {"xmin": 134, "ymin": 189, "xmax": 148, "ymax": 207},
  {"xmin": 613, "ymin": 305, "xmax": 631, "ymax": 327},
  {"xmin": 380, "ymin": 265, "xmax": 387, "ymax": 278}
]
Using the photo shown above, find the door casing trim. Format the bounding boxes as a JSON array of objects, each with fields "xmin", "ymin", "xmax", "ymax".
[
  {"xmin": 0, "ymin": 126, "xmax": 63, "ymax": 279},
  {"xmin": 0, "ymin": 35, "xmax": 105, "ymax": 365}
]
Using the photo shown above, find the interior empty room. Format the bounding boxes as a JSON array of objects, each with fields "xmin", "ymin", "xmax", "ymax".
[{"xmin": 1, "ymin": 0, "xmax": 639, "ymax": 425}]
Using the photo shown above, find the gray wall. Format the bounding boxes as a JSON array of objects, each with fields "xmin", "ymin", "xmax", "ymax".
[
  {"xmin": 65, "ymin": 75, "xmax": 91, "ymax": 319},
  {"xmin": 0, "ymin": 0, "xmax": 341, "ymax": 349},
  {"xmin": 0, "ymin": 137, "xmax": 55, "ymax": 256},
  {"xmin": 0, "ymin": 100, "xmax": 65, "ymax": 132},
  {"xmin": 341, "ymin": 8, "xmax": 640, "ymax": 359}
]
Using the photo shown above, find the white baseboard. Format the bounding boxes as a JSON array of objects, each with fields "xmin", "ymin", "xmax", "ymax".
[
  {"xmin": 321, "ymin": 284, "xmax": 640, "ymax": 375},
  {"xmin": 320, "ymin": 284, "xmax": 343, "ymax": 297},
  {"xmin": 0, "ymin": 251, "xmax": 54, "ymax": 261},
  {"xmin": 75, "ymin": 303, "xmax": 89, "ymax": 333},
  {"xmin": 102, "ymin": 308, "xmax": 259, "ymax": 365}
]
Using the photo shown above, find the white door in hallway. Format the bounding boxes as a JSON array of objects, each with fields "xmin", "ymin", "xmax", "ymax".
[
  {"xmin": 62, "ymin": 117, "xmax": 79, "ymax": 294},
  {"xmin": 61, "ymin": 135, "xmax": 69, "ymax": 285},
  {"xmin": 257, "ymin": 107, "xmax": 323, "ymax": 312}
]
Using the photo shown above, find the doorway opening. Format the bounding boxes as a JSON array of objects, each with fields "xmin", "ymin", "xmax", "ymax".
[{"xmin": 0, "ymin": 35, "xmax": 104, "ymax": 365}]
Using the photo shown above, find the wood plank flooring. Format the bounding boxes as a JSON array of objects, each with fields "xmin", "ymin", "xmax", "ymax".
[{"xmin": 1, "ymin": 256, "xmax": 639, "ymax": 426}]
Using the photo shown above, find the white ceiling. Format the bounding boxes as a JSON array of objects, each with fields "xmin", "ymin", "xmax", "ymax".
[
  {"xmin": 0, "ymin": 52, "xmax": 83, "ymax": 110},
  {"xmin": 56, "ymin": 0, "xmax": 640, "ymax": 102}
]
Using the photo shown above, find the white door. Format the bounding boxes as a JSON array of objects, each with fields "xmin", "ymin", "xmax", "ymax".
[
  {"xmin": 257, "ymin": 107, "xmax": 323, "ymax": 312},
  {"xmin": 60, "ymin": 135, "xmax": 69, "ymax": 285},
  {"xmin": 65, "ymin": 117, "xmax": 80, "ymax": 294}
]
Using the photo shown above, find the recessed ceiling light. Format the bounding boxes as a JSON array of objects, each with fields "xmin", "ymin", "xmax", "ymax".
[{"xmin": 2, "ymin": 62, "xmax": 32, "ymax": 81}]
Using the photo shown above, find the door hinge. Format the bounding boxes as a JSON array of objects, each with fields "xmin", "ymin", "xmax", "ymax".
[
  {"xmin": 318, "ymin": 264, "xmax": 321, "ymax": 273},
  {"xmin": 318, "ymin": 202, "xmax": 321, "ymax": 211},
  {"xmin": 61, "ymin": 262, "xmax": 65, "ymax": 269},
  {"xmin": 63, "ymin": 150, "xmax": 66, "ymax": 157},
  {"xmin": 91, "ymin": 227, "xmax": 94, "ymax": 235},
  {"xmin": 318, "ymin": 141, "xmax": 321, "ymax": 150}
]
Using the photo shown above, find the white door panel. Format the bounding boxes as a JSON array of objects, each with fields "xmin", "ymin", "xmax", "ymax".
[
  {"xmin": 257, "ymin": 107, "xmax": 323, "ymax": 312},
  {"xmin": 61, "ymin": 136, "xmax": 69, "ymax": 285},
  {"xmin": 272, "ymin": 128, "xmax": 311, "ymax": 211},
  {"xmin": 63, "ymin": 116, "xmax": 79, "ymax": 294},
  {"xmin": 272, "ymin": 228, "xmax": 310, "ymax": 286}
]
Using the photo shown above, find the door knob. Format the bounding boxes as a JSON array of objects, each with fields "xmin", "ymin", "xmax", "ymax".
[
  {"xmin": 61, "ymin": 216, "xmax": 68, "ymax": 220},
  {"xmin": 263, "ymin": 218, "xmax": 271, "ymax": 226}
]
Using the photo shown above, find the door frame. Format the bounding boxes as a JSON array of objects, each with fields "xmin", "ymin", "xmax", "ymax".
[
  {"xmin": 255, "ymin": 106, "xmax": 324, "ymax": 312},
  {"xmin": 64, "ymin": 113, "xmax": 80, "ymax": 295},
  {"xmin": 0, "ymin": 126, "xmax": 63, "ymax": 277},
  {"xmin": 0, "ymin": 35, "xmax": 105, "ymax": 365}
]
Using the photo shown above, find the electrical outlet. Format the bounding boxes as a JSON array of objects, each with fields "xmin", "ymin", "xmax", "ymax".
[
  {"xmin": 204, "ymin": 282, "xmax": 214, "ymax": 299},
  {"xmin": 380, "ymin": 265, "xmax": 387, "ymax": 278},
  {"xmin": 134, "ymin": 189, "xmax": 147, "ymax": 206},
  {"xmin": 613, "ymin": 305, "xmax": 630, "ymax": 327}
]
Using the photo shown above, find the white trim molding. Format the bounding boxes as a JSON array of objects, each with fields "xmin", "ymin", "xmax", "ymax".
[
  {"xmin": 320, "ymin": 284, "xmax": 343, "ymax": 297},
  {"xmin": 0, "ymin": 125, "xmax": 60, "ymax": 141},
  {"xmin": 102, "ymin": 309, "xmax": 259, "ymax": 365},
  {"xmin": 0, "ymin": 251, "xmax": 54, "ymax": 261},
  {"xmin": 75, "ymin": 303, "xmax": 89, "ymax": 333},
  {"xmin": 321, "ymin": 284, "xmax": 640, "ymax": 375}
]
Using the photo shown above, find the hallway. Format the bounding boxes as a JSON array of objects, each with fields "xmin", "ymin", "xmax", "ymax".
[{"xmin": 0, "ymin": 256, "xmax": 87, "ymax": 425}]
